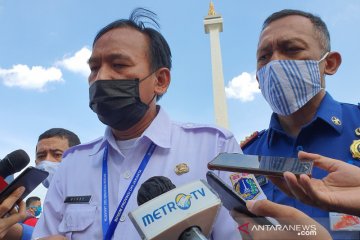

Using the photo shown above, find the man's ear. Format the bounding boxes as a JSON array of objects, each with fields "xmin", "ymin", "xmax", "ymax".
[
  {"xmin": 154, "ymin": 67, "xmax": 171, "ymax": 95},
  {"xmin": 324, "ymin": 51, "xmax": 342, "ymax": 75}
]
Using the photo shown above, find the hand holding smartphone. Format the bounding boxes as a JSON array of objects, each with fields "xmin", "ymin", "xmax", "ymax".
[
  {"xmin": 208, "ymin": 153, "xmax": 313, "ymax": 177},
  {"xmin": 206, "ymin": 171, "xmax": 274, "ymax": 225},
  {"xmin": 0, "ymin": 166, "xmax": 48, "ymax": 204}
]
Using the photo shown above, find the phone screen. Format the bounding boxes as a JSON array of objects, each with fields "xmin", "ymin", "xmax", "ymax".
[
  {"xmin": 206, "ymin": 171, "xmax": 274, "ymax": 225},
  {"xmin": 208, "ymin": 153, "xmax": 313, "ymax": 177},
  {"xmin": 0, "ymin": 166, "xmax": 49, "ymax": 204}
]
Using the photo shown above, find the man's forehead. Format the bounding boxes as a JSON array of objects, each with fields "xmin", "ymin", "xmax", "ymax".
[
  {"xmin": 90, "ymin": 27, "xmax": 149, "ymax": 62},
  {"xmin": 258, "ymin": 15, "xmax": 315, "ymax": 45},
  {"xmin": 36, "ymin": 137, "xmax": 69, "ymax": 151}
]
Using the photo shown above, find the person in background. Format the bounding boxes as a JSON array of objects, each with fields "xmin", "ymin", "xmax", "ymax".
[
  {"xmin": 22, "ymin": 197, "xmax": 42, "ymax": 227},
  {"xmin": 3, "ymin": 128, "xmax": 81, "ymax": 240},
  {"xmin": 241, "ymin": 9, "xmax": 360, "ymax": 239},
  {"xmin": 35, "ymin": 128, "xmax": 81, "ymax": 188}
]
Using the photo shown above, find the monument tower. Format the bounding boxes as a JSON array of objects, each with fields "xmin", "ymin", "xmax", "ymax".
[{"xmin": 204, "ymin": 1, "xmax": 229, "ymax": 129}]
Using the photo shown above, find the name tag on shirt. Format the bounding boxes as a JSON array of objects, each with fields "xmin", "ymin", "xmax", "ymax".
[{"xmin": 64, "ymin": 195, "xmax": 92, "ymax": 204}]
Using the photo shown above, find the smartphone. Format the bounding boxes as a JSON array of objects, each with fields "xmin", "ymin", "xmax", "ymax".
[
  {"xmin": 206, "ymin": 171, "xmax": 273, "ymax": 225},
  {"xmin": 208, "ymin": 153, "xmax": 313, "ymax": 177},
  {"xmin": 0, "ymin": 166, "xmax": 49, "ymax": 204}
]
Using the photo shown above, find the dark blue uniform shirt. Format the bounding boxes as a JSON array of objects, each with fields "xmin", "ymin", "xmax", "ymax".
[{"xmin": 242, "ymin": 93, "xmax": 360, "ymax": 240}]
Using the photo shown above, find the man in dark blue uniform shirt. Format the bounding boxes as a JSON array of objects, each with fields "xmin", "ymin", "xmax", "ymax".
[{"xmin": 241, "ymin": 9, "xmax": 360, "ymax": 240}]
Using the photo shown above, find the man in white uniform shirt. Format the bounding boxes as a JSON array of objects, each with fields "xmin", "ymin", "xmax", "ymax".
[{"xmin": 33, "ymin": 8, "xmax": 242, "ymax": 239}]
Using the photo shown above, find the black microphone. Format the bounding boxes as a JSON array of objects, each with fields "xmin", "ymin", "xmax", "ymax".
[
  {"xmin": 137, "ymin": 176, "xmax": 176, "ymax": 205},
  {"xmin": 0, "ymin": 149, "xmax": 30, "ymax": 178},
  {"xmin": 135, "ymin": 176, "xmax": 216, "ymax": 240}
]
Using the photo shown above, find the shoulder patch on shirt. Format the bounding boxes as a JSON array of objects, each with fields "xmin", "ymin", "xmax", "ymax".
[
  {"xmin": 240, "ymin": 130, "xmax": 264, "ymax": 149},
  {"xmin": 180, "ymin": 122, "xmax": 234, "ymax": 139},
  {"xmin": 63, "ymin": 137, "xmax": 103, "ymax": 158},
  {"xmin": 229, "ymin": 173, "xmax": 261, "ymax": 200}
]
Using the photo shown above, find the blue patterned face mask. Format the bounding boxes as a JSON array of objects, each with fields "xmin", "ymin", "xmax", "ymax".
[
  {"xmin": 257, "ymin": 52, "xmax": 329, "ymax": 116},
  {"xmin": 33, "ymin": 206, "xmax": 42, "ymax": 217}
]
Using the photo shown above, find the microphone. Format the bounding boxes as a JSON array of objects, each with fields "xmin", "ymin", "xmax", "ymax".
[
  {"xmin": 129, "ymin": 176, "xmax": 221, "ymax": 240},
  {"xmin": 0, "ymin": 149, "xmax": 30, "ymax": 178}
]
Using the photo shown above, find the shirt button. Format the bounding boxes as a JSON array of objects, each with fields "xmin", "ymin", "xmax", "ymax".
[
  {"xmin": 120, "ymin": 215, "xmax": 126, "ymax": 222},
  {"xmin": 66, "ymin": 216, "xmax": 72, "ymax": 227},
  {"xmin": 123, "ymin": 170, "xmax": 132, "ymax": 179}
]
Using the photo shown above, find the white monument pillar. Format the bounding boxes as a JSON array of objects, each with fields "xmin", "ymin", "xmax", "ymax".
[{"xmin": 204, "ymin": 2, "xmax": 229, "ymax": 129}]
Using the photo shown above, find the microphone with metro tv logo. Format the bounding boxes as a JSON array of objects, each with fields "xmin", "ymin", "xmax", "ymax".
[
  {"xmin": 0, "ymin": 149, "xmax": 30, "ymax": 191},
  {"xmin": 129, "ymin": 176, "xmax": 221, "ymax": 240}
]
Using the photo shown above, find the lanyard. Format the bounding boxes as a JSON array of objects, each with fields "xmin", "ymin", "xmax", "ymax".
[{"xmin": 102, "ymin": 142, "xmax": 156, "ymax": 240}]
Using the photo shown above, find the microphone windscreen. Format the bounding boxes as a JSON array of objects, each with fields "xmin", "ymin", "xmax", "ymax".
[
  {"xmin": 137, "ymin": 176, "xmax": 176, "ymax": 206},
  {"xmin": 0, "ymin": 149, "xmax": 30, "ymax": 178}
]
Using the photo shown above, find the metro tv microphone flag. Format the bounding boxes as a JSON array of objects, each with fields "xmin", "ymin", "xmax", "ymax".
[{"xmin": 129, "ymin": 177, "xmax": 221, "ymax": 240}]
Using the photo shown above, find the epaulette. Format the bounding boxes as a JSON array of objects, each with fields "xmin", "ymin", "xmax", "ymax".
[
  {"xmin": 180, "ymin": 122, "xmax": 233, "ymax": 139},
  {"xmin": 63, "ymin": 136, "xmax": 103, "ymax": 158},
  {"xmin": 240, "ymin": 130, "xmax": 264, "ymax": 149}
]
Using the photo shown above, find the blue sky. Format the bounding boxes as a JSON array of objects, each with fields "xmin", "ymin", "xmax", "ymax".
[{"xmin": 1, "ymin": 0, "xmax": 360, "ymax": 200}]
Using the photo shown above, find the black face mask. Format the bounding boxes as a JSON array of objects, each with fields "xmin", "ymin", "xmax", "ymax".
[{"xmin": 89, "ymin": 78, "xmax": 153, "ymax": 131}]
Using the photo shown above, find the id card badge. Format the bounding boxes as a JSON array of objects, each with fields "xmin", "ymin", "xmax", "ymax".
[
  {"xmin": 229, "ymin": 173, "xmax": 267, "ymax": 201},
  {"xmin": 330, "ymin": 212, "xmax": 360, "ymax": 231}
]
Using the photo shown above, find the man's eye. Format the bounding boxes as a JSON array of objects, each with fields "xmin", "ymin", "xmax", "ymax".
[
  {"xmin": 36, "ymin": 155, "xmax": 45, "ymax": 160},
  {"xmin": 257, "ymin": 53, "xmax": 270, "ymax": 62},
  {"xmin": 113, "ymin": 63, "xmax": 125, "ymax": 69},
  {"xmin": 286, "ymin": 47, "xmax": 303, "ymax": 53},
  {"xmin": 54, "ymin": 152, "xmax": 63, "ymax": 159}
]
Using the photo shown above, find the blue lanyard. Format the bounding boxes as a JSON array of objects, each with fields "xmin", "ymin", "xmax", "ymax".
[{"xmin": 102, "ymin": 142, "xmax": 156, "ymax": 240}]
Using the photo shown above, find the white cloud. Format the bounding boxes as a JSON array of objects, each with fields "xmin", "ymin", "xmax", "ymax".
[
  {"xmin": 0, "ymin": 64, "xmax": 63, "ymax": 90},
  {"xmin": 57, "ymin": 47, "xmax": 91, "ymax": 77},
  {"xmin": 225, "ymin": 72, "xmax": 261, "ymax": 102}
]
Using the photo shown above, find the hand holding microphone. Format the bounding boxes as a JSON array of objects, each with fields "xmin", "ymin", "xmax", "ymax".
[
  {"xmin": 129, "ymin": 176, "xmax": 222, "ymax": 240},
  {"xmin": 0, "ymin": 149, "xmax": 30, "ymax": 191}
]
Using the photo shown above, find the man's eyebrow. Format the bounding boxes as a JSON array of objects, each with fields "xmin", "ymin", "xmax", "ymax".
[
  {"xmin": 87, "ymin": 57, "xmax": 98, "ymax": 65},
  {"xmin": 108, "ymin": 53, "xmax": 132, "ymax": 62},
  {"xmin": 257, "ymin": 38, "xmax": 308, "ymax": 55},
  {"xmin": 279, "ymin": 38, "xmax": 308, "ymax": 46},
  {"xmin": 87, "ymin": 53, "xmax": 132, "ymax": 64},
  {"xmin": 257, "ymin": 44, "xmax": 272, "ymax": 56}
]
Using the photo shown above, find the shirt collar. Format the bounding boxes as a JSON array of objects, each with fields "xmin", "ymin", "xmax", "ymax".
[
  {"xmin": 266, "ymin": 92, "xmax": 343, "ymax": 147},
  {"xmin": 90, "ymin": 106, "xmax": 171, "ymax": 155}
]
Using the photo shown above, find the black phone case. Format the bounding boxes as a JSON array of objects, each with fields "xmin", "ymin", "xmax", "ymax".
[
  {"xmin": 206, "ymin": 171, "xmax": 274, "ymax": 225},
  {"xmin": 0, "ymin": 166, "xmax": 49, "ymax": 204},
  {"xmin": 208, "ymin": 153, "xmax": 313, "ymax": 177}
]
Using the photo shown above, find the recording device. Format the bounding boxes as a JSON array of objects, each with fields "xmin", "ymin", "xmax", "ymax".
[
  {"xmin": 208, "ymin": 153, "xmax": 314, "ymax": 177},
  {"xmin": 206, "ymin": 171, "xmax": 274, "ymax": 225},
  {"xmin": 0, "ymin": 166, "xmax": 48, "ymax": 204},
  {"xmin": 129, "ymin": 176, "xmax": 221, "ymax": 240},
  {"xmin": 0, "ymin": 149, "xmax": 30, "ymax": 178}
]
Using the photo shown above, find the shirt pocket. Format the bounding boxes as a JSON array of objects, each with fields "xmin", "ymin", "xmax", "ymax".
[{"xmin": 58, "ymin": 204, "xmax": 97, "ymax": 239}]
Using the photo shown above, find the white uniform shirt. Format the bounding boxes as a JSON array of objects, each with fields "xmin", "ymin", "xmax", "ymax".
[{"xmin": 33, "ymin": 107, "xmax": 242, "ymax": 239}]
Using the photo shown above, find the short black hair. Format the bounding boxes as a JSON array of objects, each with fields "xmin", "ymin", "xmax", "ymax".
[
  {"xmin": 38, "ymin": 128, "xmax": 81, "ymax": 148},
  {"xmin": 262, "ymin": 9, "xmax": 330, "ymax": 53},
  {"xmin": 26, "ymin": 196, "xmax": 40, "ymax": 207},
  {"xmin": 92, "ymin": 8, "xmax": 172, "ymax": 100}
]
